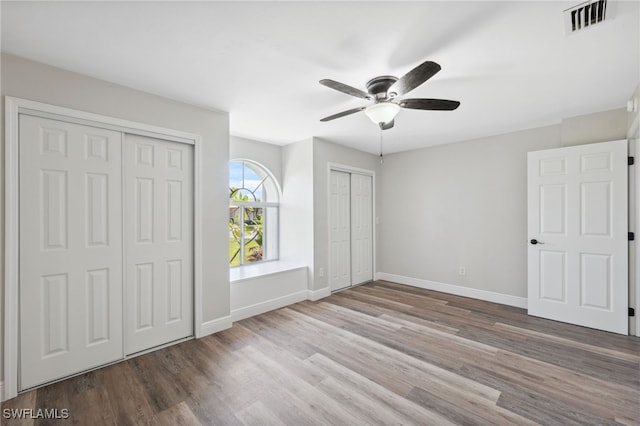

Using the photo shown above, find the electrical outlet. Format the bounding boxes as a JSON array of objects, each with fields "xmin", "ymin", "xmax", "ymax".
[
  {"xmin": 319, "ymin": 267, "xmax": 325, "ymax": 278},
  {"xmin": 459, "ymin": 267, "xmax": 466, "ymax": 276}
]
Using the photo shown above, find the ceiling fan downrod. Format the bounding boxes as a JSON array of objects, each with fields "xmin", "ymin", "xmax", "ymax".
[{"xmin": 379, "ymin": 127, "xmax": 384, "ymax": 164}]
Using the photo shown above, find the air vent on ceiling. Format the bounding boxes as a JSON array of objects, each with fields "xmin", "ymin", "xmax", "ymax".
[{"xmin": 564, "ymin": 0, "xmax": 608, "ymax": 34}]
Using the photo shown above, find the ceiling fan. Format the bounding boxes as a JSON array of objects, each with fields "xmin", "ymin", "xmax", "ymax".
[{"xmin": 319, "ymin": 60, "xmax": 460, "ymax": 130}]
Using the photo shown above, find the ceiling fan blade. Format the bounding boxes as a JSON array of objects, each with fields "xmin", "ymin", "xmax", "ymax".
[
  {"xmin": 320, "ymin": 79, "xmax": 370, "ymax": 99},
  {"xmin": 381, "ymin": 119, "xmax": 395, "ymax": 130},
  {"xmin": 320, "ymin": 106, "xmax": 367, "ymax": 122},
  {"xmin": 399, "ymin": 98, "xmax": 460, "ymax": 111},
  {"xmin": 389, "ymin": 61, "xmax": 441, "ymax": 97}
]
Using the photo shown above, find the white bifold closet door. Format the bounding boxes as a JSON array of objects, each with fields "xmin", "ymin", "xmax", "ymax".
[
  {"xmin": 19, "ymin": 116, "xmax": 194, "ymax": 391},
  {"xmin": 19, "ymin": 115, "xmax": 124, "ymax": 390},
  {"xmin": 124, "ymin": 134, "xmax": 193, "ymax": 355},
  {"xmin": 329, "ymin": 170, "xmax": 373, "ymax": 292}
]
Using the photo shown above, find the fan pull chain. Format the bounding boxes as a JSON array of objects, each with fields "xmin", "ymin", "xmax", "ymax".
[{"xmin": 379, "ymin": 126, "xmax": 384, "ymax": 164}]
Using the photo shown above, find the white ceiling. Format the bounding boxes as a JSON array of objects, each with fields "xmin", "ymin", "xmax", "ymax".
[{"xmin": 2, "ymin": 1, "xmax": 639, "ymax": 154}]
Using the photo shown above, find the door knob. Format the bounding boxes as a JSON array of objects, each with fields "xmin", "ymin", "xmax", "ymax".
[{"xmin": 530, "ymin": 239, "xmax": 544, "ymax": 245}]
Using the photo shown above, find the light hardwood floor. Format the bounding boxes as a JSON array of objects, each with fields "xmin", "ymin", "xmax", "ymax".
[{"xmin": 3, "ymin": 280, "xmax": 639, "ymax": 425}]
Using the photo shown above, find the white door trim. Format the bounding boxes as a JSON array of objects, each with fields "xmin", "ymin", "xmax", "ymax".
[
  {"xmin": 636, "ymin": 136, "xmax": 640, "ymax": 337},
  {"xmin": 630, "ymin": 116, "xmax": 640, "ymax": 337},
  {"xmin": 3, "ymin": 96, "xmax": 204, "ymax": 400},
  {"xmin": 327, "ymin": 162, "xmax": 376, "ymax": 291}
]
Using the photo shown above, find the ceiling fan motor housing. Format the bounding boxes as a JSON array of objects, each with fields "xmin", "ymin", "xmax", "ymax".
[{"xmin": 366, "ymin": 76, "xmax": 398, "ymax": 99}]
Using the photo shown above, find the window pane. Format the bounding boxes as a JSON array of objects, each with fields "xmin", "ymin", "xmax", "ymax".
[
  {"xmin": 242, "ymin": 166, "xmax": 264, "ymax": 200},
  {"xmin": 263, "ymin": 207, "xmax": 279, "ymax": 261},
  {"xmin": 230, "ymin": 160, "xmax": 271, "ymax": 202},
  {"xmin": 231, "ymin": 187, "xmax": 256, "ymax": 202},
  {"xmin": 229, "ymin": 205, "xmax": 242, "ymax": 266},
  {"xmin": 244, "ymin": 207, "xmax": 263, "ymax": 263},
  {"xmin": 229, "ymin": 162, "xmax": 247, "ymax": 193}
]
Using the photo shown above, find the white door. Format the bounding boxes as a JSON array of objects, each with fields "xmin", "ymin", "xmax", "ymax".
[
  {"xmin": 124, "ymin": 134, "xmax": 194, "ymax": 354},
  {"xmin": 527, "ymin": 139, "xmax": 628, "ymax": 334},
  {"xmin": 329, "ymin": 170, "xmax": 351, "ymax": 291},
  {"xmin": 19, "ymin": 115, "xmax": 124, "ymax": 390},
  {"xmin": 351, "ymin": 174, "xmax": 373, "ymax": 285}
]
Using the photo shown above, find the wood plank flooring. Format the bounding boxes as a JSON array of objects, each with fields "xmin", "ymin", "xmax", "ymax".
[{"xmin": 3, "ymin": 280, "xmax": 639, "ymax": 425}]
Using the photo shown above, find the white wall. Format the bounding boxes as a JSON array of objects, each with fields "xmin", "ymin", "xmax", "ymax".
[
  {"xmin": 230, "ymin": 135, "xmax": 282, "ymax": 187},
  {"xmin": 1, "ymin": 54, "xmax": 231, "ymax": 385},
  {"xmin": 379, "ymin": 109, "xmax": 628, "ymax": 302},
  {"xmin": 231, "ymin": 135, "xmax": 381, "ymax": 294},
  {"xmin": 312, "ymin": 137, "xmax": 381, "ymax": 291},
  {"xmin": 229, "ymin": 136, "xmax": 311, "ymax": 316},
  {"xmin": 280, "ymin": 139, "xmax": 315, "ymax": 286},
  {"xmin": 230, "ymin": 266, "xmax": 308, "ymax": 321},
  {"xmin": 628, "ymin": 83, "xmax": 640, "ymax": 134}
]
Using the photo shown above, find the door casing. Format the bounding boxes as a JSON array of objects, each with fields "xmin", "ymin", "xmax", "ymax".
[{"xmin": 629, "ymin": 113, "xmax": 640, "ymax": 337}]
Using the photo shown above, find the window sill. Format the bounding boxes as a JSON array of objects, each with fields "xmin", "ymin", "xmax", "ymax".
[{"xmin": 229, "ymin": 261, "xmax": 307, "ymax": 283}]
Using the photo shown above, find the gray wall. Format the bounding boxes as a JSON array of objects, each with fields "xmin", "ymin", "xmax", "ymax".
[
  {"xmin": 379, "ymin": 109, "xmax": 628, "ymax": 299},
  {"xmin": 561, "ymin": 108, "xmax": 627, "ymax": 146},
  {"xmin": 1, "ymin": 54, "xmax": 230, "ymax": 384}
]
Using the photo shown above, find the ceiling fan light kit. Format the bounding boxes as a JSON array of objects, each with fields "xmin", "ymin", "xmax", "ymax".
[
  {"xmin": 364, "ymin": 102, "xmax": 401, "ymax": 125},
  {"xmin": 319, "ymin": 60, "xmax": 460, "ymax": 131}
]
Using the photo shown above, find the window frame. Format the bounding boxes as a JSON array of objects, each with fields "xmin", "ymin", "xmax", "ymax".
[{"xmin": 229, "ymin": 159, "xmax": 280, "ymax": 268}]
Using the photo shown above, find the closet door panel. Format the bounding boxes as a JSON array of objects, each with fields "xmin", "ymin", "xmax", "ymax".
[
  {"xmin": 351, "ymin": 174, "xmax": 373, "ymax": 285},
  {"xmin": 19, "ymin": 115, "xmax": 123, "ymax": 390},
  {"xmin": 124, "ymin": 134, "xmax": 193, "ymax": 355},
  {"xmin": 329, "ymin": 170, "xmax": 351, "ymax": 291}
]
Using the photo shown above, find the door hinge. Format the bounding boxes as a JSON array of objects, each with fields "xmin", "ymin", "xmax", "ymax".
[
  {"xmin": 629, "ymin": 232, "xmax": 635, "ymax": 241},
  {"xmin": 630, "ymin": 307, "xmax": 636, "ymax": 317},
  {"xmin": 629, "ymin": 156, "xmax": 635, "ymax": 166}
]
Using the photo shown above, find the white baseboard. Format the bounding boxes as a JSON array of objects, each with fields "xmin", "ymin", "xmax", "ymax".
[
  {"xmin": 377, "ymin": 272, "xmax": 528, "ymax": 309},
  {"xmin": 198, "ymin": 315, "xmax": 233, "ymax": 338},
  {"xmin": 201, "ymin": 287, "xmax": 331, "ymax": 336},
  {"xmin": 307, "ymin": 286, "xmax": 331, "ymax": 301},
  {"xmin": 231, "ymin": 290, "xmax": 308, "ymax": 322}
]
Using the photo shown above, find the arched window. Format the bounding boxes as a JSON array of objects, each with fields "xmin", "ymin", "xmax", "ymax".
[{"xmin": 229, "ymin": 160, "xmax": 279, "ymax": 267}]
